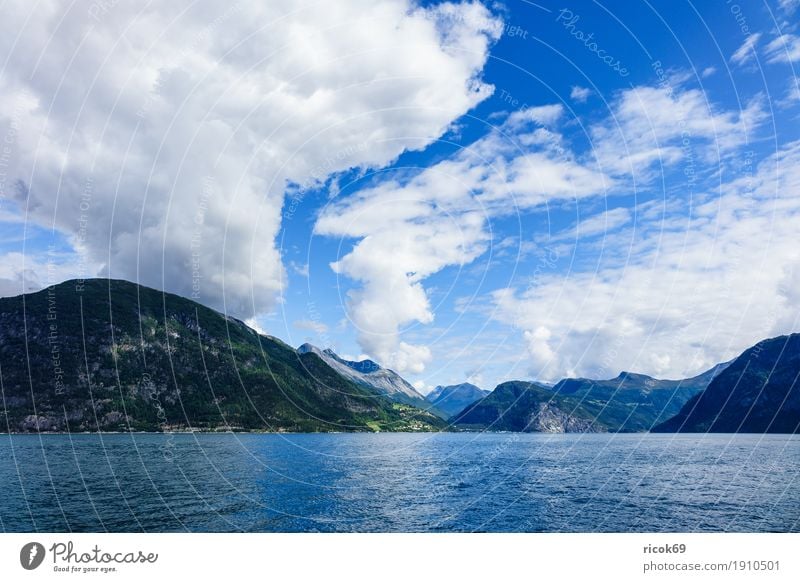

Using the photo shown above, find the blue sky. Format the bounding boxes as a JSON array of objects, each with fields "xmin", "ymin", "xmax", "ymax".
[{"xmin": 1, "ymin": 0, "xmax": 799, "ymax": 392}]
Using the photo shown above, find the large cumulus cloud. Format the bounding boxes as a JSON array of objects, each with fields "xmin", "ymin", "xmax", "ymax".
[{"xmin": 0, "ymin": 0, "xmax": 501, "ymax": 316}]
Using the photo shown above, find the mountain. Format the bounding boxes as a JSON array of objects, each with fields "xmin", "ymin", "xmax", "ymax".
[
  {"xmin": 297, "ymin": 343, "xmax": 446, "ymax": 418},
  {"xmin": 0, "ymin": 279, "xmax": 445, "ymax": 433},
  {"xmin": 452, "ymin": 364, "xmax": 725, "ymax": 433},
  {"xmin": 425, "ymin": 383, "xmax": 489, "ymax": 418},
  {"xmin": 452, "ymin": 381, "xmax": 607, "ymax": 433},
  {"xmin": 652, "ymin": 334, "xmax": 800, "ymax": 433},
  {"xmin": 547, "ymin": 364, "xmax": 727, "ymax": 432}
]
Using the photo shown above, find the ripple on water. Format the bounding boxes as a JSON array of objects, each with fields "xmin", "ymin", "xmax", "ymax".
[{"xmin": 1, "ymin": 432, "xmax": 798, "ymax": 532}]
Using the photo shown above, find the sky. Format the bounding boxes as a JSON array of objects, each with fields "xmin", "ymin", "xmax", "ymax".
[{"xmin": 1, "ymin": 0, "xmax": 799, "ymax": 393}]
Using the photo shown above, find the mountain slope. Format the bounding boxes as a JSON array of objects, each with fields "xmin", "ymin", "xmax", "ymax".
[
  {"xmin": 547, "ymin": 364, "xmax": 725, "ymax": 432},
  {"xmin": 652, "ymin": 334, "xmax": 800, "ymax": 433},
  {"xmin": 453, "ymin": 364, "xmax": 725, "ymax": 433},
  {"xmin": 297, "ymin": 343, "xmax": 446, "ymax": 417},
  {"xmin": 452, "ymin": 381, "xmax": 607, "ymax": 433},
  {"xmin": 0, "ymin": 279, "xmax": 445, "ymax": 433},
  {"xmin": 426, "ymin": 382, "xmax": 489, "ymax": 418}
]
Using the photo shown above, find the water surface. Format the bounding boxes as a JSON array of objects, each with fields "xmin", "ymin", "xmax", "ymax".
[{"xmin": 1, "ymin": 432, "xmax": 798, "ymax": 532}]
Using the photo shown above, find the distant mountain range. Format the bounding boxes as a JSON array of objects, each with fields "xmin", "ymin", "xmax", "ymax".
[
  {"xmin": 548, "ymin": 365, "xmax": 727, "ymax": 431},
  {"xmin": 1, "ymin": 279, "xmax": 798, "ymax": 434},
  {"xmin": 451, "ymin": 367, "xmax": 725, "ymax": 433},
  {"xmin": 0, "ymin": 279, "xmax": 444, "ymax": 433},
  {"xmin": 425, "ymin": 383, "xmax": 489, "ymax": 418},
  {"xmin": 652, "ymin": 334, "xmax": 800, "ymax": 433},
  {"xmin": 452, "ymin": 381, "xmax": 606, "ymax": 432}
]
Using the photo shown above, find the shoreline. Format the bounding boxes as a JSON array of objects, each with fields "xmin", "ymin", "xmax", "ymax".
[
  {"xmin": 0, "ymin": 429, "xmax": 452, "ymax": 436},
  {"xmin": 2, "ymin": 430, "xmax": 797, "ymax": 436}
]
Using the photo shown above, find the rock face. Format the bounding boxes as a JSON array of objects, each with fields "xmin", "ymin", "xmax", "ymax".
[
  {"xmin": 20, "ymin": 415, "xmax": 62, "ymax": 432},
  {"xmin": 296, "ymin": 343, "xmax": 446, "ymax": 417},
  {"xmin": 528, "ymin": 403, "xmax": 600, "ymax": 433},
  {"xmin": 425, "ymin": 383, "xmax": 489, "ymax": 418},
  {"xmin": 453, "ymin": 381, "xmax": 607, "ymax": 433},
  {"xmin": 652, "ymin": 334, "xmax": 800, "ymax": 433},
  {"xmin": 0, "ymin": 279, "xmax": 445, "ymax": 433}
]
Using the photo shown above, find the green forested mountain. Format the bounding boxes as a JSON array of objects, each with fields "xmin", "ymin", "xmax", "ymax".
[
  {"xmin": 546, "ymin": 366, "xmax": 723, "ymax": 432},
  {"xmin": 452, "ymin": 365, "xmax": 723, "ymax": 433},
  {"xmin": 652, "ymin": 334, "xmax": 800, "ymax": 433},
  {"xmin": 0, "ymin": 279, "xmax": 444, "ymax": 433},
  {"xmin": 452, "ymin": 381, "xmax": 608, "ymax": 432},
  {"xmin": 3, "ymin": 279, "xmax": 795, "ymax": 435}
]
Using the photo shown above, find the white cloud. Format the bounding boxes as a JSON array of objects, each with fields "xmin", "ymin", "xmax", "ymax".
[
  {"xmin": 315, "ymin": 79, "xmax": 765, "ymax": 373},
  {"xmin": 701, "ymin": 66, "xmax": 716, "ymax": 78},
  {"xmin": 293, "ymin": 319, "xmax": 329, "ymax": 334},
  {"xmin": 289, "ymin": 261, "xmax": 310, "ymax": 278},
  {"xmin": 244, "ymin": 317, "xmax": 268, "ymax": 336},
  {"xmin": 590, "ymin": 84, "xmax": 764, "ymax": 180},
  {"xmin": 553, "ymin": 207, "xmax": 632, "ymax": 242},
  {"xmin": 787, "ymin": 83, "xmax": 800, "ymax": 104},
  {"xmin": 570, "ymin": 86, "xmax": 591, "ymax": 103},
  {"xmin": 765, "ymin": 34, "xmax": 800, "ymax": 63},
  {"xmin": 492, "ymin": 141, "xmax": 800, "ymax": 381},
  {"xmin": 412, "ymin": 380, "xmax": 428, "ymax": 393},
  {"xmin": 506, "ymin": 104, "xmax": 564, "ymax": 127},
  {"xmin": 315, "ymin": 105, "xmax": 611, "ymax": 372},
  {"xmin": 319, "ymin": 210, "xmax": 487, "ymax": 373},
  {"xmin": 0, "ymin": 0, "xmax": 502, "ymax": 317},
  {"xmin": 0, "ymin": 264, "xmax": 40, "ymax": 297},
  {"xmin": 0, "ymin": 250, "xmax": 98, "ymax": 297},
  {"xmin": 465, "ymin": 369, "xmax": 485, "ymax": 387},
  {"xmin": 730, "ymin": 33, "xmax": 761, "ymax": 66}
]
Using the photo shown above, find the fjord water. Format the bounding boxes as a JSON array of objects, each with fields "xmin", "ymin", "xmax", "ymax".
[{"xmin": 1, "ymin": 433, "xmax": 798, "ymax": 532}]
